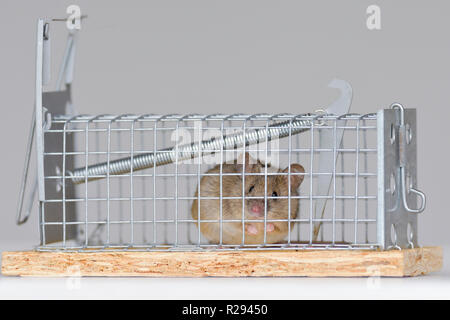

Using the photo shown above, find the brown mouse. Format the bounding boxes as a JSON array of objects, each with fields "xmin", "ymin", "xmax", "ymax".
[{"xmin": 191, "ymin": 152, "xmax": 305, "ymax": 245}]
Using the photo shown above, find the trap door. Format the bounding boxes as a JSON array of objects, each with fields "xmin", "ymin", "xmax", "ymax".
[{"xmin": 41, "ymin": 89, "xmax": 78, "ymax": 244}]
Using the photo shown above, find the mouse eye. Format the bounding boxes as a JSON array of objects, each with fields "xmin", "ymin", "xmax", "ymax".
[
  {"xmin": 272, "ymin": 191, "xmax": 278, "ymax": 198},
  {"xmin": 248, "ymin": 185, "xmax": 255, "ymax": 193}
]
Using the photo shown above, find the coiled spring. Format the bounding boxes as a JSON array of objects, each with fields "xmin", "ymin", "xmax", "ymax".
[{"xmin": 69, "ymin": 118, "xmax": 315, "ymax": 184}]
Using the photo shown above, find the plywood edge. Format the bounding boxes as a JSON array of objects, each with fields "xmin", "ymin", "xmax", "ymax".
[
  {"xmin": 1, "ymin": 247, "xmax": 442, "ymax": 277},
  {"xmin": 402, "ymin": 246, "xmax": 443, "ymax": 276}
]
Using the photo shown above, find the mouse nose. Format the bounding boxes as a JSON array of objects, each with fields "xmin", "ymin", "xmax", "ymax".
[{"xmin": 251, "ymin": 204, "xmax": 263, "ymax": 216}]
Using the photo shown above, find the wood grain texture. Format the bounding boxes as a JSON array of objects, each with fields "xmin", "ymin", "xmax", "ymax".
[{"xmin": 1, "ymin": 247, "xmax": 442, "ymax": 277}]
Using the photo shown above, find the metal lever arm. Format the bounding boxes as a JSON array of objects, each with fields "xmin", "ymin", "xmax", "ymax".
[{"xmin": 16, "ymin": 109, "xmax": 38, "ymax": 225}]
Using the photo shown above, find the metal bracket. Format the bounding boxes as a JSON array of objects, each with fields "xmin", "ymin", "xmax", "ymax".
[
  {"xmin": 377, "ymin": 104, "xmax": 426, "ymax": 250},
  {"xmin": 390, "ymin": 103, "xmax": 426, "ymax": 214}
]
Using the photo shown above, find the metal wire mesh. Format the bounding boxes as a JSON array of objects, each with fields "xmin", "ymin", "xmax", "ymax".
[{"xmin": 38, "ymin": 112, "xmax": 379, "ymax": 251}]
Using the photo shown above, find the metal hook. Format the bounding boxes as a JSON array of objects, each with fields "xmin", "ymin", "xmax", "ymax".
[{"xmin": 402, "ymin": 178, "xmax": 426, "ymax": 213}]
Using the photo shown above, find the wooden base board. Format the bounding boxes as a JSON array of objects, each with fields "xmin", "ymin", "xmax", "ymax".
[{"xmin": 1, "ymin": 247, "xmax": 442, "ymax": 277}]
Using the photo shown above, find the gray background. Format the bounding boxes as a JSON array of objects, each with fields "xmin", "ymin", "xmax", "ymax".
[{"xmin": 1, "ymin": 0, "xmax": 449, "ymax": 249}]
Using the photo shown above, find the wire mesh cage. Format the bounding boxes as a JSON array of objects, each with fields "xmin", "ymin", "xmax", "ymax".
[{"xmin": 17, "ymin": 19, "xmax": 426, "ymax": 253}]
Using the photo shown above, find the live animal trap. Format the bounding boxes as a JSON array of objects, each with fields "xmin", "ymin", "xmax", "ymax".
[{"xmin": 1, "ymin": 19, "xmax": 442, "ymax": 277}]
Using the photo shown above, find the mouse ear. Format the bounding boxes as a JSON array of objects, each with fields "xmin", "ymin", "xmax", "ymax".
[
  {"xmin": 236, "ymin": 152, "xmax": 259, "ymax": 173},
  {"xmin": 283, "ymin": 164, "xmax": 305, "ymax": 190}
]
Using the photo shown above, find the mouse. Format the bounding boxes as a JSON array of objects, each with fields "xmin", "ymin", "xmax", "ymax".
[{"xmin": 191, "ymin": 152, "xmax": 305, "ymax": 245}]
